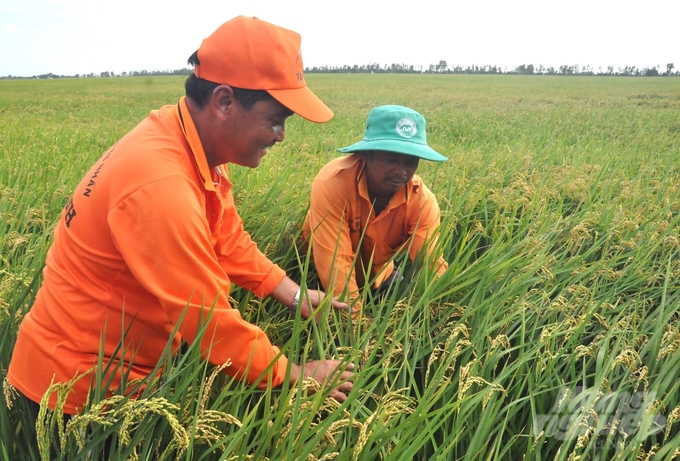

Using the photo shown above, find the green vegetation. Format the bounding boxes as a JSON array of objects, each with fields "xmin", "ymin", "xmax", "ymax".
[{"xmin": 1, "ymin": 74, "xmax": 680, "ymax": 460}]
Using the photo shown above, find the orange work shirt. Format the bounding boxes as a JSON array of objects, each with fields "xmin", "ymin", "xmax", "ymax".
[
  {"xmin": 8, "ymin": 97, "xmax": 288, "ymax": 414},
  {"xmin": 302, "ymin": 154, "xmax": 448, "ymax": 304}
]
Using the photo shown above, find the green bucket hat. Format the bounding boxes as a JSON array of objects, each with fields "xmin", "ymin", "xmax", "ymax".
[{"xmin": 337, "ymin": 105, "xmax": 447, "ymax": 162}]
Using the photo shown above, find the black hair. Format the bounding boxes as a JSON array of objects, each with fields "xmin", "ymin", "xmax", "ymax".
[{"xmin": 185, "ymin": 50, "xmax": 275, "ymax": 110}]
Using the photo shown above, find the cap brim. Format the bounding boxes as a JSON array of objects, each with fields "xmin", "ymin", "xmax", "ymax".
[
  {"xmin": 267, "ymin": 86, "xmax": 333, "ymax": 123},
  {"xmin": 337, "ymin": 139, "xmax": 448, "ymax": 162}
]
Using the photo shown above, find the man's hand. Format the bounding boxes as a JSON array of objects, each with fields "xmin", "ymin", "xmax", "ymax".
[
  {"xmin": 270, "ymin": 276, "xmax": 357, "ymax": 321},
  {"xmin": 298, "ymin": 289, "xmax": 353, "ymax": 321},
  {"xmin": 289, "ymin": 360, "xmax": 355, "ymax": 402}
]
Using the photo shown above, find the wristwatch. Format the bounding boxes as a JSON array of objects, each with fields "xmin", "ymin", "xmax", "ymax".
[{"xmin": 292, "ymin": 287, "xmax": 301, "ymax": 309}]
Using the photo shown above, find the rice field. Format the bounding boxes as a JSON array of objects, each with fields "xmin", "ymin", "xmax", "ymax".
[{"xmin": 1, "ymin": 74, "xmax": 680, "ymax": 460}]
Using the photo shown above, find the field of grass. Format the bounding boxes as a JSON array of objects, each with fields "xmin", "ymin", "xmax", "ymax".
[{"xmin": 1, "ymin": 74, "xmax": 680, "ymax": 460}]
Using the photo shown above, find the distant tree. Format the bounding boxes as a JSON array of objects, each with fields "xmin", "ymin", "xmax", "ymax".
[
  {"xmin": 644, "ymin": 66, "xmax": 659, "ymax": 76},
  {"xmin": 620, "ymin": 66, "xmax": 642, "ymax": 76},
  {"xmin": 517, "ymin": 64, "xmax": 534, "ymax": 75},
  {"xmin": 436, "ymin": 60, "xmax": 448, "ymax": 73},
  {"xmin": 559, "ymin": 65, "xmax": 574, "ymax": 75},
  {"xmin": 666, "ymin": 63, "xmax": 675, "ymax": 76}
]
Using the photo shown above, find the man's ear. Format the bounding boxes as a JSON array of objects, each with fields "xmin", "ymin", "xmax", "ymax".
[{"xmin": 210, "ymin": 85, "xmax": 236, "ymax": 120}]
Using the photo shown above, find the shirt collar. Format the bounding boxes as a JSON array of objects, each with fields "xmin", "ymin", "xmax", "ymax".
[
  {"xmin": 356, "ymin": 160, "xmax": 370, "ymax": 201},
  {"xmin": 175, "ymin": 96, "xmax": 223, "ymax": 192}
]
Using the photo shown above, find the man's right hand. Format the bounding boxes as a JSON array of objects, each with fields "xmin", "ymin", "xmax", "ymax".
[
  {"xmin": 298, "ymin": 289, "xmax": 357, "ymax": 321},
  {"xmin": 289, "ymin": 360, "xmax": 355, "ymax": 402}
]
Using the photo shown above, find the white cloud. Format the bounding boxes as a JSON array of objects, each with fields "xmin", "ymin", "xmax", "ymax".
[{"xmin": 3, "ymin": 23, "xmax": 21, "ymax": 32}]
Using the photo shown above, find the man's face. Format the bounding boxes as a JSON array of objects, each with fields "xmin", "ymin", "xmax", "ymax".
[
  {"xmin": 364, "ymin": 151, "xmax": 420, "ymax": 198},
  {"xmin": 211, "ymin": 95, "xmax": 293, "ymax": 168}
]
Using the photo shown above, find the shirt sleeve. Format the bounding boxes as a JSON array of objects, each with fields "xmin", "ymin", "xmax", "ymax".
[
  {"xmin": 407, "ymin": 193, "xmax": 449, "ymax": 276},
  {"xmin": 306, "ymin": 176, "xmax": 361, "ymax": 303},
  {"xmin": 108, "ymin": 175, "xmax": 288, "ymax": 389},
  {"xmin": 214, "ymin": 185, "xmax": 286, "ymax": 297}
]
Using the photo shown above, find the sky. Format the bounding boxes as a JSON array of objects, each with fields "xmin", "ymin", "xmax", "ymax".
[{"xmin": 1, "ymin": 0, "xmax": 678, "ymax": 77}]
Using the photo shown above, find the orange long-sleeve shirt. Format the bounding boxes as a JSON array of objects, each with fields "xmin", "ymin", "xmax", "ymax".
[
  {"xmin": 8, "ymin": 97, "xmax": 288, "ymax": 414},
  {"xmin": 302, "ymin": 155, "xmax": 448, "ymax": 305}
]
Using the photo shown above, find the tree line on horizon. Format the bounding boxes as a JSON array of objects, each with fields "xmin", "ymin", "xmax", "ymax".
[
  {"xmin": 1, "ymin": 61, "xmax": 677, "ymax": 80},
  {"xmin": 306, "ymin": 61, "xmax": 678, "ymax": 77}
]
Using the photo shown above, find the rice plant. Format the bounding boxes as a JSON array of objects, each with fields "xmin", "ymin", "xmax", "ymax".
[{"xmin": 1, "ymin": 74, "xmax": 679, "ymax": 460}]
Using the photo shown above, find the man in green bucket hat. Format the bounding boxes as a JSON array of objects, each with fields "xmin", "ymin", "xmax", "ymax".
[{"xmin": 302, "ymin": 105, "xmax": 449, "ymax": 313}]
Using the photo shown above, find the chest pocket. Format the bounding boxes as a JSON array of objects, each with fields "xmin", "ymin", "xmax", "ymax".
[
  {"xmin": 383, "ymin": 235, "xmax": 408, "ymax": 252},
  {"xmin": 362, "ymin": 219, "xmax": 409, "ymax": 267},
  {"xmin": 377, "ymin": 212, "xmax": 410, "ymax": 251}
]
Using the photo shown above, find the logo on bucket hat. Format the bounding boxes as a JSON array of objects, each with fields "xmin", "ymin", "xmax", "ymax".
[{"xmin": 396, "ymin": 117, "xmax": 417, "ymax": 138}]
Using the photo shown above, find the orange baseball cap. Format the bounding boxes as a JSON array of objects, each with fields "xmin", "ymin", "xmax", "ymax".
[{"xmin": 194, "ymin": 16, "xmax": 333, "ymax": 123}]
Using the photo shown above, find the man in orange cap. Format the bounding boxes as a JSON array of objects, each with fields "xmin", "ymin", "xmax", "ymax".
[
  {"xmin": 8, "ymin": 16, "xmax": 354, "ymax": 422},
  {"xmin": 303, "ymin": 105, "xmax": 449, "ymax": 311}
]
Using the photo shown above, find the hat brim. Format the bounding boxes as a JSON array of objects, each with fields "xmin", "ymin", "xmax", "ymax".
[
  {"xmin": 337, "ymin": 139, "xmax": 448, "ymax": 162},
  {"xmin": 267, "ymin": 86, "xmax": 333, "ymax": 123}
]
